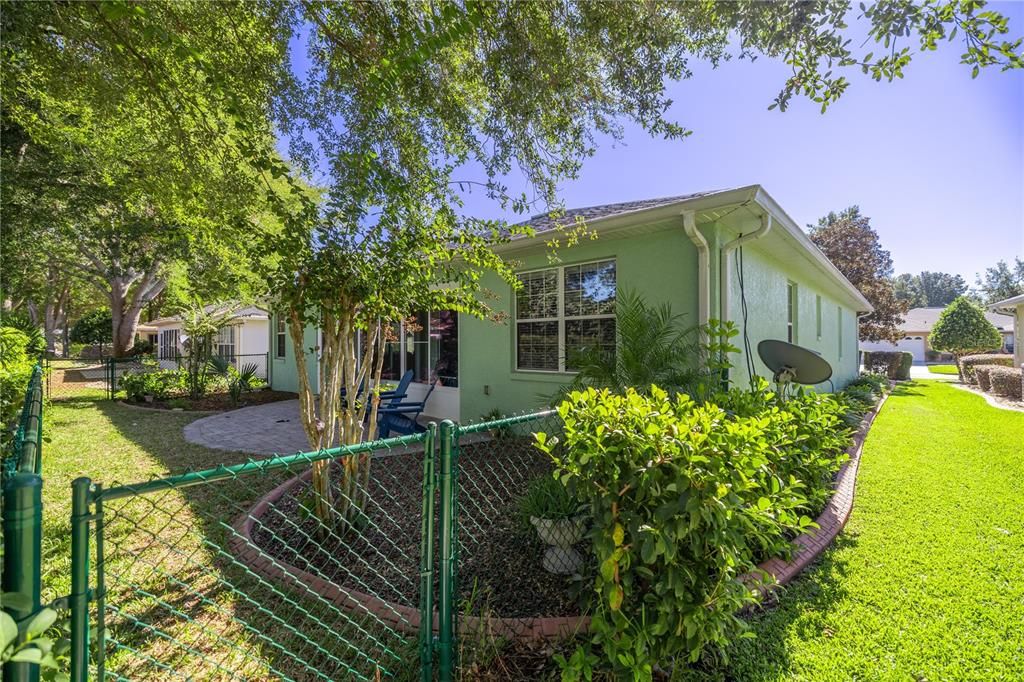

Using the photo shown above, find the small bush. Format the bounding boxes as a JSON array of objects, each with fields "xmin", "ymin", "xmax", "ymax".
[
  {"xmin": 537, "ymin": 383, "xmax": 853, "ymax": 672},
  {"xmin": 988, "ymin": 367, "xmax": 1023, "ymax": 400},
  {"xmin": 959, "ymin": 354, "xmax": 1014, "ymax": 384},
  {"xmin": 895, "ymin": 352, "xmax": 913, "ymax": 380},
  {"xmin": 119, "ymin": 369, "xmax": 188, "ymax": 402},
  {"xmin": 975, "ymin": 365, "xmax": 998, "ymax": 392},
  {"xmin": 518, "ymin": 475, "xmax": 580, "ymax": 522},
  {"xmin": 863, "ymin": 351, "xmax": 905, "ymax": 379},
  {"xmin": 1, "ymin": 328, "xmax": 38, "ymax": 453},
  {"xmin": 847, "ymin": 372, "xmax": 889, "ymax": 395}
]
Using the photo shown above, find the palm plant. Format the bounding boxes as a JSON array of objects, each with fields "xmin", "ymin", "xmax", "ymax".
[
  {"xmin": 559, "ymin": 290, "xmax": 716, "ymax": 401},
  {"xmin": 208, "ymin": 356, "xmax": 260, "ymax": 406}
]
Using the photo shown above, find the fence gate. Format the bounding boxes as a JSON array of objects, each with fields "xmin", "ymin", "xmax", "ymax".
[{"xmin": 66, "ymin": 428, "xmax": 438, "ymax": 682}]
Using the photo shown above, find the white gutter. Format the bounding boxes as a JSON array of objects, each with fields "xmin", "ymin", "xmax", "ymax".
[
  {"xmin": 720, "ymin": 212, "xmax": 772, "ymax": 325},
  {"xmin": 682, "ymin": 210, "xmax": 710, "ymax": 326}
]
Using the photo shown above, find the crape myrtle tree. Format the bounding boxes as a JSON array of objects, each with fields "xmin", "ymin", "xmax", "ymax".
[
  {"xmin": 265, "ymin": 0, "xmax": 1023, "ymax": 529},
  {"xmin": 5, "ymin": 0, "xmax": 1022, "ymax": 533},
  {"xmin": 809, "ymin": 206, "xmax": 909, "ymax": 342}
]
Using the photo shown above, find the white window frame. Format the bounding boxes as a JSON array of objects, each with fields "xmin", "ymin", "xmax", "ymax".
[
  {"xmin": 514, "ymin": 258, "xmax": 617, "ymax": 373},
  {"xmin": 215, "ymin": 326, "xmax": 236, "ymax": 360},
  {"xmin": 275, "ymin": 316, "xmax": 287, "ymax": 359},
  {"xmin": 787, "ymin": 281, "xmax": 798, "ymax": 344}
]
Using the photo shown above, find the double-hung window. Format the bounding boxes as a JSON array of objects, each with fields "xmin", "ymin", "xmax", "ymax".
[
  {"xmin": 515, "ymin": 259, "xmax": 616, "ymax": 372},
  {"xmin": 275, "ymin": 317, "xmax": 287, "ymax": 359},
  {"xmin": 786, "ymin": 281, "xmax": 798, "ymax": 343},
  {"xmin": 215, "ymin": 326, "xmax": 236, "ymax": 360}
]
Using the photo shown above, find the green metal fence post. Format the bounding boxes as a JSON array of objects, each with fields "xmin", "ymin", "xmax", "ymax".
[
  {"xmin": 417, "ymin": 423, "xmax": 438, "ymax": 682},
  {"xmin": 436, "ymin": 420, "xmax": 455, "ymax": 682},
  {"xmin": 2, "ymin": 473, "xmax": 43, "ymax": 682},
  {"xmin": 69, "ymin": 477, "xmax": 93, "ymax": 682}
]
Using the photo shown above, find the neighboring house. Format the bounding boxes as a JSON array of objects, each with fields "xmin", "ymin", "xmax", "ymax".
[
  {"xmin": 860, "ymin": 306, "xmax": 1014, "ymax": 364},
  {"xmin": 990, "ymin": 294, "xmax": 1024, "ymax": 369},
  {"xmin": 148, "ymin": 305, "xmax": 271, "ymax": 379},
  {"xmin": 270, "ymin": 185, "xmax": 872, "ymax": 422}
]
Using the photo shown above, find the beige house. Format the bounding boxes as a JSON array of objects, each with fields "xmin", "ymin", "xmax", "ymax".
[
  {"xmin": 147, "ymin": 305, "xmax": 271, "ymax": 379},
  {"xmin": 860, "ymin": 306, "xmax": 1014, "ymax": 364},
  {"xmin": 990, "ymin": 294, "xmax": 1024, "ymax": 369}
]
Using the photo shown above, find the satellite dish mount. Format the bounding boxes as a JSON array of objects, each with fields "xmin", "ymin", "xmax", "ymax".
[{"xmin": 757, "ymin": 339, "xmax": 833, "ymax": 397}]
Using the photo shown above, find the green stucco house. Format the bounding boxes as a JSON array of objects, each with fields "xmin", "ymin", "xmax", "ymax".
[{"xmin": 267, "ymin": 185, "xmax": 873, "ymax": 422}]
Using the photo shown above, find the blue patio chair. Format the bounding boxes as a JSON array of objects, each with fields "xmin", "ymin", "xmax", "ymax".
[
  {"xmin": 376, "ymin": 377, "xmax": 438, "ymax": 439},
  {"xmin": 342, "ymin": 370, "xmax": 412, "ymax": 410}
]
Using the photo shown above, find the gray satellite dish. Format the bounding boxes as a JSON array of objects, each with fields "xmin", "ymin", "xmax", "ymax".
[{"xmin": 757, "ymin": 339, "xmax": 833, "ymax": 388}]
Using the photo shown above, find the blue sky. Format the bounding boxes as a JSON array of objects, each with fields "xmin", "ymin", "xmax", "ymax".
[
  {"xmin": 454, "ymin": 3, "xmax": 1024, "ymax": 285},
  {"xmin": 287, "ymin": 4, "xmax": 1023, "ymax": 285}
]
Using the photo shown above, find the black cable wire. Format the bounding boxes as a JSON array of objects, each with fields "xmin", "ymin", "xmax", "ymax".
[{"xmin": 736, "ymin": 244, "xmax": 755, "ymax": 383}]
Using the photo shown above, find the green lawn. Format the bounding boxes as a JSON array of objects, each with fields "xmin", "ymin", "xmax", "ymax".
[
  {"xmin": 40, "ymin": 396, "xmax": 418, "ymax": 681},
  {"xmin": 927, "ymin": 364, "xmax": 959, "ymax": 375},
  {"xmin": 696, "ymin": 381, "xmax": 1024, "ymax": 681}
]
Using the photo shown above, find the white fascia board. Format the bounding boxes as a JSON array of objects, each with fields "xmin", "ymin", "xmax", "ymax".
[
  {"xmin": 491, "ymin": 186, "xmax": 761, "ymax": 255},
  {"xmin": 752, "ymin": 187, "xmax": 874, "ymax": 313}
]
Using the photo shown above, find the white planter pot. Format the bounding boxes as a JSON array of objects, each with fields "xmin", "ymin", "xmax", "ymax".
[{"xmin": 531, "ymin": 516, "xmax": 586, "ymax": 575}]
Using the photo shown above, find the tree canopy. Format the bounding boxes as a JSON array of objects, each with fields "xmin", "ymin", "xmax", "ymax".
[
  {"xmin": 894, "ymin": 271, "xmax": 969, "ymax": 308},
  {"xmin": 974, "ymin": 258, "xmax": 1024, "ymax": 304},
  {"xmin": 809, "ymin": 206, "xmax": 908, "ymax": 342},
  {"xmin": 929, "ymin": 296, "xmax": 1002, "ymax": 358}
]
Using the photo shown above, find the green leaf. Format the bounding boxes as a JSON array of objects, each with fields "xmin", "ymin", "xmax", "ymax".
[
  {"xmin": 1, "ymin": 611, "xmax": 17, "ymax": 651},
  {"xmin": 25, "ymin": 609, "xmax": 57, "ymax": 638}
]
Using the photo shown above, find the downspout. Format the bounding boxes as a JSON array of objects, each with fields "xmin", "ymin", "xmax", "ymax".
[
  {"xmin": 682, "ymin": 210, "xmax": 710, "ymax": 327},
  {"xmin": 719, "ymin": 212, "xmax": 772, "ymax": 325}
]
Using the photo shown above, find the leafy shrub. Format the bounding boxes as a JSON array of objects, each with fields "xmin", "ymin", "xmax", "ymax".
[
  {"xmin": 959, "ymin": 354, "xmax": 1014, "ymax": 384},
  {"xmin": 895, "ymin": 352, "xmax": 913, "ymax": 380},
  {"xmin": 537, "ymin": 384, "xmax": 853, "ymax": 673},
  {"xmin": 862, "ymin": 350, "xmax": 905, "ymax": 379},
  {"xmin": 119, "ymin": 369, "xmax": 187, "ymax": 402},
  {"xmin": 207, "ymin": 356, "xmax": 260, "ymax": 406},
  {"xmin": 988, "ymin": 367, "xmax": 1023, "ymax": 400},
  {"xmin": 1, "ymin": 328, "xmax": 38, "ymax": 453},
  {"xmin": 846, "ymin": 372, "xmax": 888, "ymax": 395},
  {"xmin": 929, "ymin": 296, "xmax": 1002, "ymax": 359},
  {"xmin": 2, "ymin": 313, "xmax": 46, "ymax": 357},
  {"xmin": 70, "ymin": 309, "xmax": 112, "ymax": 346},
  {"xmin": 975, "ymin": 365, "xmax": 998, "ymax": 392},
  {"xmin": 518, "ymin": 475, "xmax": 580, "ymax": 521}
]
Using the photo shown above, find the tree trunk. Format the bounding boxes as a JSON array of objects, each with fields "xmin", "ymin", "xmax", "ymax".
[{"xmin": 108, "ymin": 269, "xmax": 165, "ymax": 357}]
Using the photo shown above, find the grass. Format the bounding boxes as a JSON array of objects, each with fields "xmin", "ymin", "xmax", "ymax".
[
  {"xmin": 927, "ymin": 364, "xmax": 959, "ymax": 375},
  {"xmin": 687, "ymin": 381, "xmax": 1024, "ymax": 681},
  {"xmin": 40, "ymin": 394, "xmax": 420, "ymax": 681}
]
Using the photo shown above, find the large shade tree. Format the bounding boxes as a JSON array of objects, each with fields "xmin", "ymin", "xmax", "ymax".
[
  {"xmin": 894, "ymin": 271, "xmax": 969, "ymax": 308},
  {"xmin": 974, "ymin": 258, "xmax": 1024, "ymax": 304},
  {"xmin": 4, "ymin": 1, "xmax": 1021, "ymax": 531},
  {"xmin": 809, "ymin": 206, "xmax": 908, "ymax": 342}
]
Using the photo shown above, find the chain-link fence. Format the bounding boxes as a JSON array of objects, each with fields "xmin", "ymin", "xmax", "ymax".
[
  {"xmin": 7, "ymin": 408, "xmax": 583, "ymax": 681},
  {"xmin": 45, "ymin": 356, "xmax": 112, "ymax": 402},
  {"xmin": 70, "ymin": 427, "xmax": 437, "ymax": 682},
  {"xmin": 444, "ymin": 412, "xmax": 585, "ymax": 679}
]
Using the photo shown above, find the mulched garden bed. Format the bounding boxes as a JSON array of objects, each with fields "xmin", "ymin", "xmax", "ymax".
[
  {"xmin": 122, "ymin": 389, "xmax": 297, "ymax": 411},
  {"xmin": 252, "ymin": 435, "xmax": 588, "ymax": 622}
]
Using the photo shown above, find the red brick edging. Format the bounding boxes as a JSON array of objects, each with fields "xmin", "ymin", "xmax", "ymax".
[{"xmin": 229, "ymin": 393, "xmax": 888, "ymax": 641}]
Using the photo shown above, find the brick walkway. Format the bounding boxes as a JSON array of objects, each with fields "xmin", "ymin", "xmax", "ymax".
[{"xmin": 184, "ymin": 400, "xmax": 323, "ymax": 455}]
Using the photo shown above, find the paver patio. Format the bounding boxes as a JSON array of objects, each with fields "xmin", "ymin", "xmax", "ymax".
[{"xmin": 184, "ymin": 400, "xmax": 320, "ymax": 454}]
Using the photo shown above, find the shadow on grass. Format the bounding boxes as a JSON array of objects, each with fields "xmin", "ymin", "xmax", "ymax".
[
  {"xmin": 675, "ymin": 533, "xmax": 859, "ymax": 682},
  {"xmin": 81, "ymin": 399, "xmax": 421, "ymax": 681}
]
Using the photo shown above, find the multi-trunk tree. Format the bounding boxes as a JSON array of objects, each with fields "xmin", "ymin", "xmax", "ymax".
[{"xmin": 5, "ymin": 1, "xmax": 1021, "ymax": 538}]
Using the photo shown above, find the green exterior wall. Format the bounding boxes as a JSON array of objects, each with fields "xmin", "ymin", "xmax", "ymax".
[
  {"xmin": 458, "ymin": 221, "xmax": 700, "ymax": 422},
  {"xmin": 271, "ymin": 215, "xmax": 863, "ymax": 421},
  {"xmin": 267, "ymin": 313, "xmax": 318, "ymax": 394},
  {"xmin": 724, "ymin": 243, "xmax": 860, "ymax": 391}
]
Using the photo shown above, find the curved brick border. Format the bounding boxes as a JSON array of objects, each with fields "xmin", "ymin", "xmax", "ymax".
[{"xmin": 229, "ymin": 393, "xmax": 888, "ymax": 641}]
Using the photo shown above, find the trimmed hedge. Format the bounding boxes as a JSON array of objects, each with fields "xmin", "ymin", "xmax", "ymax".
[
  {"xmin": 988, "ymin": 367, "xmax": 1023, "ymax": 400},
  {"xmin": 863, "ymin": 350, "xmax": 913, "ymax": 380},
  {"xmin": 976, "ymin": 365, "xmax": 998, "ymax": 392},
  {"xmin": 959, "ymin": 354, "xmax": 1014, "ymax": 384},
  {"xmin": 896, "ymin": 352, "xmax": 913, "ymax": 380}
]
